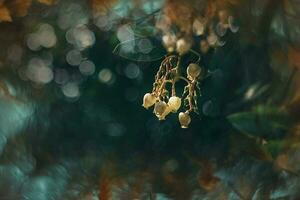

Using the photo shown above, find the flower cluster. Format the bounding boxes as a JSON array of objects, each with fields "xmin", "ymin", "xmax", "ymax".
[
  {"xmin": 142, "ymin": 55, "xmax": 202, "ymax": 128},
  {"xmin": 141, "ymin": 0, "xmax": 240, "ymax": 128},
  {"xmin": 156, "ymin": 0, "xmax": 239, "ymax": 55}
]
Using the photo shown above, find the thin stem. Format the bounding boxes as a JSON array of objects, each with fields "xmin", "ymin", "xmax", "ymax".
[
  {"xmin": 189, "ymin": 49, "xmax": 201, "ymax": 63},
  {"xmin": 135, "ymin": 9, "xmax": 161, "ymax": 25},
  {"xmin": 188, "ymin": 83, "xmax": 196, "ymax": 112},
  {"xmin": 176, "ymin": 56, "xmax": 181, "ymax": 69},
  {"xmin": 171, "ymin": 80, "xmax": 176, "ymax": 96},
  {"xmin": 178, "ymin": 76, "xmax": 190, "ymax": 84}
]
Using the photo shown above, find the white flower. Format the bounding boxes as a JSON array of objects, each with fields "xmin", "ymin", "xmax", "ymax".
[
  {"xmin": 142, "ymin": 93, "xmax": 157, "ymax": 109},
  {"xmin": 187, "ymin": 63, "xmax": 202, "ymax": 80},
  {"xmin": 193, "ymin": 19, "xmax": 205, "ymax": 36},
  {"xmin": 162, "ymin": 34, "xmax": 177, "ymax": 52},
  {"xmin": 178, "ymin": 112, "xmax": 191, "ymax": 128},
  {"xmin": 154, "ymin": 101, "xmax": 168, "ymax": 116},
  {"xmin": 157, "ymin": 105, "xmax": 172, "ymax": 120},
  {"xmin": 207, "ymin": 33, "xmax": 218, "ymax": 46},
  {"xmin": 168, "ymin": 96, "xmax": 181, "ymax": 112},
  {"xmin": 200, "ymin": 40, "xmax": 210, "ymax": 54},
  {"xmin": 176, "ymin": 38, "xmax": 191, "ymax": 55}
]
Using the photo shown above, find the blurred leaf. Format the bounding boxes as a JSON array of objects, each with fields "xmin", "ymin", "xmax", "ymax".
[
  {"xmin": 283, "ymin": 0, "xmax": 296, "ymax": 16},
  {"xmin": 99, "ymin": 177, "xmax": 112, "ymax": 200},
  {"xmin": 37, "ymin": 0, "xmax": 57, "ymax": 5},
  {"xmin": 131, "ymin": 25, "xmax": 158, "ymax": 37},
  {"xmin": 274, "ymin": 153, "xmax": 290, "ymax": 171},
  {"xmin": 285, "ymin": 94, "xmax": 300, "ymax": 121},
  {"xmin": 264, "ymin": 140, "xmax": 285, "ymax": 159},
  {"xmin": 198, "ymin": 161, "xmax": 220, "ymax": 191},
  {"xmin": 0, "ymin": 5, "xmax": 11, "ymax": 22},
  {"xmin": 228, "ymin": 106, "xmax": 291, "ymax": 139},
  {"xmin": 0, "ymin": 0, "xmax": 55, "ymax": 23},
  {"xmin": 230, "ymin": 132, "xmax": 273, "ymax": 161},
  {"xmin": 6, "ymin": 0, "xmax": 32, "ymax": 17},
  {"xmin": 113, "ymin": 38, "xmax": 166, "ymax": 62},
  {"xmin": 89, "ymin": 0, "xmax": 117, "ymax": 15}
]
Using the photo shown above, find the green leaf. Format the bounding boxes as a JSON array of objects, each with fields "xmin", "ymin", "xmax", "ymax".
[
  {"xmin": 230, "ymin": 132, "xmax": 273, "ymax": 161},
  {"xmin": 227, "ymin": 106, "xmax": 291, "ymax": 139},
  {"xmin": 263, "ymin": 140, "xmax": 285, "ymax": 159}
]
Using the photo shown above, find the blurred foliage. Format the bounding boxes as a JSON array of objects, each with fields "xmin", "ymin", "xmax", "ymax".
[
  {"xmin": 228, "ymin": 106, "xmax": 291, "ymax": 139},
  {"xmin": 0, "ymin": 0, "xmax": 299, "ymax": 199}
]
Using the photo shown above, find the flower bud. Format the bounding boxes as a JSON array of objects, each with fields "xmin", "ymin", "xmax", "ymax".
[
  {"xmin": 154, "ymin": 101, "xmax": 167, "ymax": 117},
  {"xmin": 168, "ymin": 96, "xmax": 181, "ymax": 112},
  {"xmin": 187, "ymin": 63, "xmax": 201, "ymax": 80},
  {"xmin": 142, "ymin": 93, "xmax": 157, "ymax": 109},
  {"xmin": 207, "ymin": 33, "xmax": 218, "ymax": 46},
  {"xmin": 162, "ymin": 34, "xmax": 177, "ymax": 52},
  {"xmin": 200, "ymin": 40, "xmax": 210, "ymax": 54},
  {"xmin": 176, "ymin": 38, "xmax": 191, "ymax": 55},
  {"xmin": 193, "ymin": 19, "xmax": 205, "ymax": 36},
  {"xmin": 157, "ymin": 105, "xmax": 171, "ymax": 120},
  {"xmin": 218, "ymin": 10, "xmax": 229, "ymax": 25},
  {"xmin": 178, "ymin": 112, "xmax": 191, "ymax": 128}
]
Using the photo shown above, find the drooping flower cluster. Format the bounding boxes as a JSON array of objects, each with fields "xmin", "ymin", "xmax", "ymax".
[
  {"xmin": 156, "ymin": 0, "xmax": 239, "ymax": 55},
  {"xmin": 141, "ymin": 0, "xmax": 241, "ymax": 128},
  {"xmin": 142, "ymin": 55, "xmax": 202, "ymax": 128}
]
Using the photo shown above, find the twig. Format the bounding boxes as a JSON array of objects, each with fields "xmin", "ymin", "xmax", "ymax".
[
  {"xmin": 135, "ymin": 9, "xmax": 161, "ymax": 25},
  {"xmin": 189, "ymin": 49, "xmax": 201, "ymax": 63}
]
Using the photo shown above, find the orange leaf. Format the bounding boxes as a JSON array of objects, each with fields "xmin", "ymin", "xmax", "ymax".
[
  {"xmin": 37, "ymin": 0, "xmax": 57, "ymax": 6},
  {"xmin": 197, "ymin": 161, "xmax": 220, "ymax": 191},
  {"xmin": 0, "ymin": 5, "xmax": 12, "ymax": 22},
  {"xmin": 198, "ymin": 170, "xmax": 220, "ymax": 191},
  {"xmin": 6, "ymin": 0, "xmax": 32, "ymax": 17},
  {"xmin": 99, "ymin": 177, "xmax": 112, "ymax": 200},
  {"xmin": 288, "ymin": 46, "xmax": 300, "ymax": 70},
  {"xmin": 89, "ymin": 0, "xmax": 116, "ymax": 15}
]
